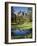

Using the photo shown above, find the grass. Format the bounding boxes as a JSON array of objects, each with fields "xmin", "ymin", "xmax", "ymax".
[
  {"xmin": 11, "ymin": 22, "xmax": 32, "ymax": 30},
  {"xmin": 11, "ymin": 33, "xmax": 32, "ymax": 39}
]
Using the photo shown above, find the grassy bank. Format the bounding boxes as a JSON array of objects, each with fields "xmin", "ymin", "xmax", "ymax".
[
  {"xmin": 11, "ymin": 33, "xmax": 32, "ymax": 39},
  {"xmin": 11, "ymin": 22, "xmax": 32, "ymax": 30}
]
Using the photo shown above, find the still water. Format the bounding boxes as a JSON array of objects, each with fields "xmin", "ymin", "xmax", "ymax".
[{"xmin": 11, "ymin": 28, "xmax": 32, "ymax": 36}]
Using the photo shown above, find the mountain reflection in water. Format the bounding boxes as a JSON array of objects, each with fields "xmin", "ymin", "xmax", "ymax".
[{"xmin": 11, "ymin": 28, "xmax": 32, "ymax": 36}]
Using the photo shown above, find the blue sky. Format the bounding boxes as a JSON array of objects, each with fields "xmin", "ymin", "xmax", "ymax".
[{"xmin": 11, "ymin": 6, "xmax": 32, "ymax": 14}]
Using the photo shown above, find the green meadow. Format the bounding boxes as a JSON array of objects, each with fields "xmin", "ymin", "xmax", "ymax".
[{"xmin": 11, "ymin": 22, "xmax": 32, "ymax": 30}]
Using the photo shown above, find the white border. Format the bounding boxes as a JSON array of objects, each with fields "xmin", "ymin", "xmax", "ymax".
[{"xmin": 8, "ymin": 3, "xmax": 35, "ymax": 43}]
